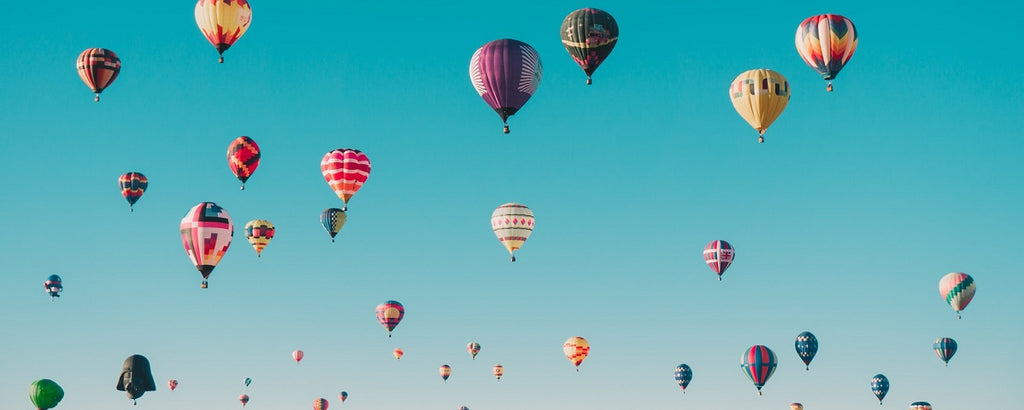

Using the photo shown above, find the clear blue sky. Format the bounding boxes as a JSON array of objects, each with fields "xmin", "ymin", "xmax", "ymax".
[{"xmin": 1, "ymin": 1, "xmax": 1021, "ymax": 409}]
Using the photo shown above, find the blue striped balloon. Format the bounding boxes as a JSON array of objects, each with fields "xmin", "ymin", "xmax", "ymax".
[
  {"xmin": 740, "ymin": 345, "xmax": 777, "ymax": 395},
  {"xmin": 933, "ymin": 337, "xmax": 957, "ymax": 366}
]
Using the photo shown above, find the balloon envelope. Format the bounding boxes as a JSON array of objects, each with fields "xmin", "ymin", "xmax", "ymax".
[
  {"xmin": 933, "ymin": 337, "xmax": 957, "ymax": 365},
  {"xmin": 244, "ymin": 219, "xmax": 275, "ymax": 257},
  {"xmin": 467, "ymin": 342, "xmax": 481, "ymax": 360},
  {"xmin": 795, "ymin": 331, "xmax": 818, "ymax": 370},
  {"xmin": 740, "ymin": 345, "xmax": 777, "ymax": 395},
  {"xmin": 703, "ymin": 240, "xmax": 734, "ymax": 279},
  {"xmin": 168, "ymin": 379, "xmax": 178, "ymax": 391},
  {"xmin": 29, "ymin": 379, "xmax": 64, "ymax": 410},
  {"xmin": 563, "ymin": 336, "xmax": 590, "ymax": 371},
  {"xmin": 118, "ymin": 172, "xmax": 148, "ymax": 211},
  {"xmin": 910, "ymin": 402, "xmax": 932, "ymax": 410},
  {"xmin": 393, "ymin": 348, "xmax": 404, "ymax": 360},
  {"xmin": 469, "ymin": 39, "xmax": 542, "ymax": 133},
  {"xmin": 493, "ymin": 364, "xmax": 504, "ymax": 380},
  {"xmin": 244, "ymin": 377, "xmax": 251, "ymax": 387},
  {"xmin": 320, "ymin": 208, "xmax": 347, "ymax": 241},
  {"xmin": 729, "ymin": 69, "xmax": 790, "ymax": 143},
  {"xmin": 77, "ymin": 48, "xmax": 120, "ymax": 101},
  {"xmin": 44, "ymin": 274, "xmax": 62, "ymax": 300},
  {"xmin": 871, "ymin": 374, "xmax": 889, "ymax": 404},
  {"xmin": 339, "ymin": 391, "xmax": 348, "ymax": 402},
  {"xmin": 440, "ymin": 365, "xmax": 452, "ymax": 381},
  {"xmin": 116, "ymin": 354, "xmax": 156, "ymax": 403},
  {"xmin": 180, "ymin": 202, "xmax": 233, "ymax": 288},
  {"xmin": 227, "ymin": 136, "xmax": 260, "ymax": 189},
  {"xmin": 239, "ymin": 394, "xmax": 250, "ymax": 406},
  {"xmin": 293, "ymin": 350, "xmax": 304, "ymax": 363},
  {"xmin": 321, "ymin": 149, "xmax": 370, "ymax": 210},
  {"xmin": 560, "ymin": 8, "xmax": 618, "ymax": 84},
  {"xmin": 795, "ymin": 14, "xmax": 858, "ymax": 91},
  {"xmin": 674, "ymin": 364, "xmax": 692, "ymax": 392},
  {"xmin": 491, "ymin": 203, "xmax": 534, "ymax": 261},
  {"xmin": 195, "ymin": 0, "xmax": 252, "ymax": 62},
  {"xmin": 791, "ymin": 404, "xmax": 804, "ymax": 410},
  {"xmin": 376, "ymin": 300, "xmax": 405, "ymax": 337},
  {"xmin": 313, "ymin": 398, "xmax": 329, "ymax": 410},
  {"xmin": 939, "ymin": 272, "xmax": 976, "ymax": 318}
]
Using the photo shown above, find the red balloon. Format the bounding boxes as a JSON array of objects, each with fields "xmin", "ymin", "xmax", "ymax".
[
  {"xmin": 313, "ymin": 398, "xmax": 329, "ymax": 410},
  {"xmin": 293, "ymin": 350, "xmax": 304, "ymax": 363}
]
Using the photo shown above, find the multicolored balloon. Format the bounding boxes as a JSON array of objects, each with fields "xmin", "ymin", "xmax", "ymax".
[
  {"xmin": 560, "ymin": 8, "xmax": 618, "ymax": 85},
  {"xmin": 459, "ymin": 407, "xmax": 469, "ymax": 410},
  {"xmin": 376, "ymin": 300, "xmax": 405, "ymax": 337},
  {"xmin": 118, "ymin": 172, "xmax": 148, "ymax": 212},
  {"xmin": 939, "ymin": 272, "xmax": 976, "ymax": 319},
  {"xmin": 77, "ymin": 48, "xmax": 120, "ymax": 101},
  {"xmin": 168, "ymin": 379, "xmax": 178, "ymax": 391},
  {"xmin": 393, "ymin": 348, "xmax": 404, "ymax": 360},
  {"xmin": 321, "ymin": 149, "xmax": 371, "ymax": 211},
  {"xmin": 491, "ymin": 203, "xmax": 534, "ymax": 262},
  {"xmin": 195, "ymin": 0, "xmax": 252, "ymax": 63},
  {"xmin": 674, "ymin": 364, "xmax": 692, "ymax": 393},
  {"xmin": 239, "ymin": 394, "xmax": 250, "ymax": 406},
  {"xmin": 293, "ymin": 350, "xmax": 304, "ymax": 363},
  {"xmin": 795, "ymin": 14, "xmax": 858, "ymax": 92},
  {"xmin": 871, "ymin": 374, "xmax": 889, "ymax": 404},
  {"xmin": 439, "ymin": 364, "xmax": 452, "ymax": 382},
  {"xmin": 244, "ymin": 219, "xmax": 275, "ymax": 257},
  {"xmin": 791, "ymin": 404, "xmax": 804, "ymax": 410},
  {"xmin": 313, "ymin": 398, "xmax": 329, "ymax": 410},
  {"xmin": 469, "ymin": 39, "xmax": 543, "ymax": 133},
  {"xmin": 493, "ymin": 364, "xmax": 504, "ymax": 380},
  {"xmin": 339, "ymin": 391, "xmax": 348, "ymax": 403},
  {"xmin": 563, "ymin": 336, "xmax": 590, "ymax": 372},
  {"xmin": 44, "ymin": 274, "xmax": 62, "ymax": 301},
  {"xmin": 29, "ymin": 379, "xmax": 64, "ymax": 410},
  {"xmin": 467, "ymin": 342, "xmax": 481, "ymax": 360},
  {"xmin": 320, "ymin": 208, "xmax": 347, "ymax": 242},
  {"xmin": 729, "ymin": 69, "xmax": 790, "ymax": 143},
  {"xmin": 910, "ymin": 402, "xmax": 931, "ymax": 410},
  {"xmin": 933, "ymin": 337, "xmax": 957, "ymax": 366},
  {"xmin": 740, "ymin": 345, "xmax": 777, "ymax": 395},
  {"xmin": 703, "ymin": 240, "xmax": 734, "ymax": 280},
  {"xmin": 179, "ymin": 202, "xmax": 233, "ymax": 289},
  {"xmin": 227, "ymin": 136, "xmax": 260, "ymax": 190},
  {"xmin": 795, "ymin": 331, "xmax": 818, "ymax": 370}
]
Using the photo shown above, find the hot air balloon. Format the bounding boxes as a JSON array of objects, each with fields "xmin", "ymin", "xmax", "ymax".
[
  {"xmin": 321, "ymin": 149, "xmax": 370, "ymax": 211},
  {"xmin": 939, "ymin": 272, "xmax": 976, "ymax": 319},
  {"xmin": 227, "ymin": 136, "xmax": 260, "ymax": 190},
  {"xmin": 44, "ymin": 274, "xmax": 62, "ymax": 301},
  {"xmin": 933, "ymin": 337, "xmax": 957, "ymax": 366},
  {"xmin": 293, "ymin": 350, "xmax": 304, "ymax": 363},
  {"xmin": 871, "ymin": 374, "xmax": 889, "ymax": 404},
  {"xmin": 440, "ymin": 365, "xmax": 452, "ymax": 382},
  {"xmin": 339, "ymin": 391, "xmax": 348, "ymax": 403},
  {"xmin": 376, "ymin": 300, "xmax": 405, "ymax": 337},
  {"xmin": 118, "ymin": 172, "xmax": 148, "ymax": 212},
  {"xmin": 795, "ymin": 331, "xmax": 818, "ymax": 370},
  {"xmin": 729, "ymin": 69, "xmax": 790, "ymax": 143},
  {"xmin": 77, "ymin": 48, "xmax": 120, "ymax": 101},
  {"xmin": 910, "ymin": 402, "xmax": 931, "ymax": 410},
  {"xmin": 29, "ymin": 379, "xmax": 64, "ymax": 410},
  {"xmin": 244, "ymin": 377, "xmax": 252, "ymax": 387},
  {"xmin": 740, "ymin": 345, "xmax": 777, "ymax": 395},
  {"xmin": 195, "ymin": 0, "xmax": 252, "ymax": 63},
  {"xmin": 493, "ymin": 364, "xmax": 504, "ymax": 380},
  {"xmin": 313, "ymin": 398, "xmax": 329, "ymax": 410},
  {"xmin": 469, "ymin": 39, "xmax": 543, "ymax": 133},
  {"xmin": 703, "ymin": 240, "xmax": 734, "ymax": 280},
  {"xmin": 560, "ymin": 8, "xmax": 618, "ymax": 85},
  {"xmin": 791, "ymin": 404, "xmax": 804, "ymax": 410},
  {"xmin": 467, "ymin": 342, "xmax": 481, "ymax": 360},
  {"xmin": 116, "ymin": 354, "xmax": 156, "ymax": 405},
  {"xmin": 244, "ymin": 219, "xmax": 275, "ymax": 257},
  {"xmin": 674, "ymin": 364, "xmax": 692, "ymax": 393},
  {"xmin": 239, "ymin": 394, "xmax": 250, "ymax": 406},
  {"xmin": 795, "ymin": 14, "xmax": 858, "ymax": 92},
  {"xmin": 563, "ymin": 336, "xmax": 590, "ymax": 372},
  {"xmin": 168, "ymin": 379, "xmax": 178, "ymax": 391},
  {"xmin": 459, "ymin": 407, "xmax": 469, "ymax": 410},
  {"xmin": 393, "ymin": 348, "xmax": 404, "ymax": 360},
  {"xmin": 491, "ymin": 203, "xmax": 534, "ymax": 262},
  {"xmin": 180, "ymin": 202, "xmax": 233, "ymax": 288},
  {"xmin": 320, "ymin": 208, "xmax": 347, "ymax": 242}
]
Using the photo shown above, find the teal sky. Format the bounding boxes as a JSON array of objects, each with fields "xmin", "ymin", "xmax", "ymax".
[{"xmin": 1, "ymin": 1, "xmax": 1022, "ymax": 409}]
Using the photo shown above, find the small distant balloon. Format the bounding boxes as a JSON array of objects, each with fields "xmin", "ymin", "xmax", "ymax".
[
  {"xmin": 740, "ymin": 345, "xmax": 777, "ymax": 396},
  {"xmin": 910, "ymin": 402, "xmax": 931, "ymax": 410},
  {"xmin": 320, "ymin": 208, "xmax": 347, "ymax": 242},
  {"xmin": 491, "ymin": 203, "xmax": 534, "ymax": 262},
  {"xmin": 939, "ymin": 272, "xmax": 976, "ymax": 319},
  {"xmin": 493, "ymin": 364, "xmax": 504, "ymax": 380},
  {"xmin": 871, "ymin": 374, "xmax": 889, "ymax": 404},
  {"xmin": 458, "ymin": 407, "xmax": 469, "ymax": 410},
  {"xmin": 467, "ymin": 342, "xmax": 481, "ymax": 360},
  {"xmin": 118, "ymin": 172, "xmax": 148, "ymax": 212},
  {"xmin": 563, "ymin": 336, "xmax": 590, "ymax": 371},
  {"xmin": 791, "ymin": 404, "xmax": 804, "ymax": 410},
  {"xmin": 339, "ymin": 391, "xmax": 348, "ymax": 403},
  {"xmin": 239, "ymin": 394, "xmax": 250, "ymax": 407},
  {"xmin": 703, "ymin": 240, "xmax": 734, "ymax": 280},
  {"xmin": 795, "ymin": 331, "xmax": 818, "ymax": 370},
  {"xmin": 674, "ymin": 364, "xmax": 692, "ymax": 393},
  {"xmin": 393, "ymin": 348, "xmax": 404, "ymax": 360},
  {"xmin": 44, "ymin": 274, "xmax": 62, "ymax": 301},
  {"xmin": 244, "ymin": 219, "xmax": 275, "ymax": 257},
  {"xmin": 227, "ymin": 136, "xmax": 260, "ymax": 190},
  {"xmin": 293, "ymin": 350, "xmax": 304, "ymax": 363},
  {"xmin": 376, "ymin": 300, "xmax": 405, "ymax": 337},
  {"xmin": 313, "ymin": 398, "xmax": 329, "ymax": 410},
  {"xmin": 77, "ymin": 48, "xmax": 120, "ymax": 101},
  {"xmin": 440, "ymin": 365, "xmax": 452, "ymax": 382},
  {"xmin": 933, "ymin": 337, "xmax": 957, "ymax": 366},
  {"xmin": 29, "ymin": 379, "xmax": 64, "ymax": 410},
  {"xmin": 244, "ymin": 377, "xmax": 252, "ymax": 387},
  {"xmin": 168, "ymin": 379, "xmax": 178, "ymax": 391}
]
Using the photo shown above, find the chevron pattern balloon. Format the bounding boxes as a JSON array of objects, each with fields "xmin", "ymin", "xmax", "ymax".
[{"xmin": 939, "ymin": 272, "xmax": 976, "ymax": 319}]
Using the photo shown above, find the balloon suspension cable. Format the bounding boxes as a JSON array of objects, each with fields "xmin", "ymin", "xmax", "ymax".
[
  {"xmin": 827, "ymin": 81, "xmax": 833, "ymax": 92},
  {"xmin": 586, "ymin": 77, "xmax": 592, "ymax": 85},
  {"xmin": 503, "ymin": 124, "xmax": 510, "ymax": 134},
  {"xmin": 95, "ymin": 94, "xmax": 100, "ymax": 102}
]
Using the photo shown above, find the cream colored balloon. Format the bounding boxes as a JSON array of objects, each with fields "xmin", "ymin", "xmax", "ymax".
[{"xmin": 729, "ymin": 69, "xmax": 790, "ymax": 143}]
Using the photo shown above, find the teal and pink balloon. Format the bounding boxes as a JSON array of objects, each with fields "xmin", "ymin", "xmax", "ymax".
[
  {"xmin": 740, "ymin": 345, "xmax": 777, "ymax": 395},
  {"xmin": 673, "ymin": 364, "xmax": 692, "ymax": 393},
  {"xmin": 339, "ymin": 391, "xmax": 348, "ymax": 403},
  {"xmin": 320, "ymin": 208, "xmax": 346, "ymax": 242},
  {"xmin": 795, "ymin": 331, "xmax": 818, "ymax": 370},
  {"xmin": 29, "ymin": 379, "xmax": 64, "ymax": 410},
  {"xmin": 44, "ymin": 274, "xmax": 62, "ymax": 301},
  {"xmin": 376, "ymin": 300, "xmax": 405, "ymax": 337},
  {"xmin": 560, "ymin": 8, "xmax": 618, "ymax": 85},
  {"xmin": 910, "ymin": 402, "xmax": 931, "ymax": 410},
  {"xmin": 933, "ymin": 337, "xmax": 957, "ymax": 366},
  {"xmin": 469, "ymin": 39, "xmax": 543, "ymax": 133},
  {"xmin": 871, "ymin": 374, "xmax": 889, "ymax": 404},
  {"xmin": 939, "ymin": 272, "xmax": 976, "ymax": 319},
  {"xmin": 180, "ymin": 202, "xmax": 234, "ymax": 288}
]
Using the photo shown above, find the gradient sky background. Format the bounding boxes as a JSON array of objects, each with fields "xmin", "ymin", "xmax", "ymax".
[{"xmin": 1, "ymin": 1, "xmax": 1022, "ymax": 409}]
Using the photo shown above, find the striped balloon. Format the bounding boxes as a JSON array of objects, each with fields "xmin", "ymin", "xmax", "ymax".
[
  {"xmin": 795, "ymin": 14, "xmax": 858, "ymax": 91},
  {"xmin": 871, "ymin": 374, "xmax": 889, "ymax": 404},
  {"xmin": 376, "ymin": 300, "xmax": 405, "ymax": 337},
  {"xmin": 194, "ymin": 0, "xmax": 252, "ymax": 63},
  {"xmin": 439, "ymin": 364, "xmax": 451, "ymax": 382},
  {"xmin": 939, "ymin": 272, "xmax": 976, "ymax": 319},
  {"xmin": 320, "ymin": 208, "xmax": 347, "ymax": 242},
  {"xmin": 467, "ymin": 342, "xmax": 481, "ymax": 360},
  {"xmin": 740, "ymin": 345, "xmax": 777, "ymax": 395},
  {"xmin": 179, "ymin": 202, "xmax": 233, "ymax": 288},
  {"xmin": 703, "ymin": 240, "xmax": 734, "ymax": 280},
  {"xmin": 292, "ymin": 350, "xmax": 303, "ymax": 363},
  {"xmin": 933, "ymin": 337, "xmax": 957, "ymax": 366},
  {"xmin": 563, "ymin": 336, "xmax": 590, "ymax": 371},
  {"xmin": 910, "ymin": 402, "xmax": 931, "ymax": 410},
  {"xmin": 244, "ymin": 219, "xmax": 274, "ymax": 257},
  {"xmin": 321, "ymin": 149, "xmax": 370, "ymax": 211},
  {"xmin": 674, "ymin": 364, "xmax": 692, "ymax": 393},
  {"xmin": 493, "ymin": 364, "xmax": 504, "ymax": 380},
  {"xmin": 560, "ymin": 8, "xmax": 618, "ymax": 85},
  {"xmin": 491, "ymin": 203, "xmax": 534, "ymax": 262},
  {"xmin": 469, "ymin": 39, "xmax": 542, "ymax": 133},
  {"xmin": 227, "ymin": 136, "xmax": 260, "ymax": 190},
  {"xmin": 393, "ymin": 348, "xmax": 403, "ymax": 360},
  {"xmin": 313, "ymin": 398, "xmax": 328, "ymax": 410},
  {"xmin": 118, "ymin": 172, "xmax": 148, "ymax": 212},
  {"xmin": 77, "ymin": 48, "xmax": 120, "ymax": 101},
  {"xmin": 729, "ymin": 69, "xmax": 790, "ymax": 143},
  {"xmin": 795, "ymin": 331, "xmax": 818, "ymax": 370}
]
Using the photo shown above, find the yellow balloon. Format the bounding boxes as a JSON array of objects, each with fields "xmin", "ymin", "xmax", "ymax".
[
  {"xmin": 563, "ymin": 336, "xmax": 590, "ymax": 371},
  {"xmin": 729, "ymin": 69, "xmax": 790, "ymax": 143},
  {"xmin": 195, "ymin": 0, "xmax": 253, "ymax": 63}
]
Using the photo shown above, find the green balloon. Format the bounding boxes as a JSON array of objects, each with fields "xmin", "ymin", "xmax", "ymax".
[{"xmin": 29, "ymin": 379, "xmax": 64, "ymax": 410}]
